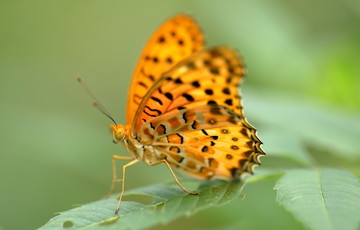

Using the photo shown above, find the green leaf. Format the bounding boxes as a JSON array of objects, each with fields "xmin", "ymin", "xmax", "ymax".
[
  {"xmin": 274, "ymin": 168, "xmax": 360, "ymax": 230},
  {"xmin": 38, "ymin": 180, "xmax": 250, "ymax": 230}
]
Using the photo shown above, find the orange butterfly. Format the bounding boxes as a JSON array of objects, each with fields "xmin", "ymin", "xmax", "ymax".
[{"xmin": 108, "ymin": 15, "xmax": 265, "ymax": 213}]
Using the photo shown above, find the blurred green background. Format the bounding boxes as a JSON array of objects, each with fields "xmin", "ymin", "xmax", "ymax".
[{"xmin": 1, "ymin": 0, "xmax": 359, "ymax": 229}]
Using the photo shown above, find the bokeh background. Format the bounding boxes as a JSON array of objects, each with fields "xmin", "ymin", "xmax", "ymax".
[{"xmin": 1, "ymin": 0, "xmax": 359, "ymax": 229}]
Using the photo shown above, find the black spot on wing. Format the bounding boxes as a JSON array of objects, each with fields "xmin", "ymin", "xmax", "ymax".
[
  {"xmin": 182, "ymin": 93, "xmax": 194, "ymax": 102},
  {"xmin": 207, "ymin": 100, "xmax": 217, "ymax": 105},
  {"xmin": 143, "ymin": 110, "xmax": 157, "ymax": 117},
  {"xmin": 201, "ymin": 146, "xmax": 209, "ymax": 152},
  {"xmin": 138, "ymin": 81, "xmax": 148, "ymax": 89},
  {"xmin": 176, "ymin": 133, "xmax": 184, "ymax": 144},
  {"xmin": 144, "ymin": 106, "xmax": 162, "ymax": 117},
  {"xmin": 164, "ymin": 92, "xmax": 173, "ymax": 100},
  {"xmin": 227, "ymin": 116, "xmax": 238, "ymax": 124},
  {"xmin": 170, "ymin": 146, "xmax": 180, "ymax": 153},
  {"xmin": 166, "ymin": 57, "xmax": 173, "ymax": 64},
  {"xmin": 174, "ymin": 78, "xmax": 183, "ymax": 84},
  {"xmin": 182, "ymin": 112, "xmax": 188, "ymax": 123},
  {"xmin": 150, "ymin": 122, "xmax": 155, "ymax": 129},
  {"xmin": 159, "ymin": 124, "xmax": 167, "ymax": 134},
  {"xmin": 158, "ymin": 36, "xmax": 165, "ymax": 43},
  {"xmin": 201, "ymin": 129, "xmax": 209, "ymax": 135},
  {"xmin": 205, "ymin": 89, "xmax": 213, "ymax": 95},
  {"xmin": 225, "ymin": 99, "xmax": 233, "ymax": 106},
  {"xmin": 226, "ymin": 77, "xmax": 232, "ymax": 84},
  {"xmin": 148, "ymin": 75, "xmax": 155, "ymax": 81},
  {"xmin": 203, "ymin": 59, "xmax": 211, "ymax": 66},
  {"xmin": 210, "ymin": 68, "xmax": 219, "ymax": 75},
  {"xmin": 191, "ymin": 80, "xmax": 200, "ymax": 88},
  {"xmin": 209, "ymin": 106, "xmax": 223, "ymax": 115},
  {"xmin": 222, "ymin": 87, "xmax": 230, "ymax": 95},
  {"xmin": 191, "ymin": 120, "xmax": 197, "ymax": 129},
  {"xmin": 240, "ymin": 128, "xmax": 248, "ymax": 136},
  {"xmin": 150, "ymin": 96, "xmax": 163, "ymax": 105}
]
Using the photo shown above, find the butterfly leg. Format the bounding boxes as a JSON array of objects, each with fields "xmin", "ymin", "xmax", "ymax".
[
  {"xmin": 149, "ymin": 159, "xmax": 199, "ymax": 195},
  {"xmin": 114, "ymin": 158, "xmax": 138, "ymax": 214},
  {"xmin": 105, "ymin": 155, "xmax": 135, "ymax": 199}
]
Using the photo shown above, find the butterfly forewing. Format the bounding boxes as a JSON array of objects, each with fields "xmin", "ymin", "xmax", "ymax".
[
  {"xmin": 131, "ymin": 46, "xmax": 246, "ymax": 134},
  {"xmin": 126, "ymin": 15, "xmax": 204, "ymax": 125}
]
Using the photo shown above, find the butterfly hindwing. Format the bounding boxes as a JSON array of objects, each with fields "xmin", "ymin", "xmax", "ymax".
[{"xmin": 138, "ymin": 104, "xmax": 264, "ymax": 180}]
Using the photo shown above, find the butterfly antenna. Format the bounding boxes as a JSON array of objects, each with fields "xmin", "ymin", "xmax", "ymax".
[{"xmin": 76, "ymin": 75, "xmax": 118, "ymax": 125}]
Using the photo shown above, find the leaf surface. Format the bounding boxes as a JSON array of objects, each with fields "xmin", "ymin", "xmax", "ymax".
[
  {"xmin": 274, "ymin": 168, "xmax": 360, "ymax": 230},
  {"xmin": 39, "ymin": 181, "xmax": 248, "ymax": 230}
]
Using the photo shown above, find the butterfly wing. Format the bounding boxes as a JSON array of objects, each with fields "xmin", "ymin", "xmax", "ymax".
[
  {"xmin": 132, "ymin": 46, "xmax": 246, "ymax": 134},
  {"xmin": 132, "ymin": 46, "xmax": 264, "ymax": 180},
  {"xmin": 140, "ymin": 104, "xmax": 264, "ymax": 180},
  {"xmin": 126, "ymin": 15, "xmax": 204, "ymax": 125}
]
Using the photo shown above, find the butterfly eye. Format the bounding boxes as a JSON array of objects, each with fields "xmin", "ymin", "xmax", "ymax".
[{"xmin": 110, "ymin": 124, "xmax": 126, "ymax": 143}]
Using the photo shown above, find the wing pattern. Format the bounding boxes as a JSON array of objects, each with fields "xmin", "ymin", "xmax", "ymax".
[
  {"xmin": 131, "ymin": 47, "xmax": 264, "ymax": 180},
  {"xmin": 126, "ymin": 15, "xmax": 204, "ymax": 125}
]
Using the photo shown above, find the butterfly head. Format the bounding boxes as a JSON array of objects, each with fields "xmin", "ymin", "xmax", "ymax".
[{"xmin": 110, "ymin": 124, "xmax": 126, "ymax": 143}]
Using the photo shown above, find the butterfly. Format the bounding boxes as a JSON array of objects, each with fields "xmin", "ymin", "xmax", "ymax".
[{"xmin": 109, "ymin": 14, "xmax": 265, "ymax": 214}]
